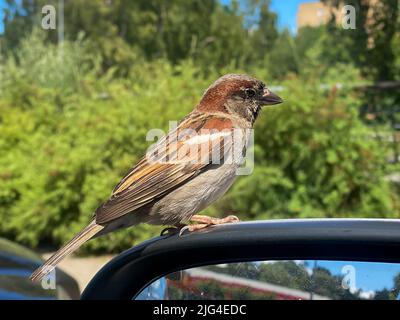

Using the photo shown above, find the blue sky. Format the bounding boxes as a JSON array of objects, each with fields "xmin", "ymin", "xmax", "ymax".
[
  {"xmin": 0, "ymin": 0, "xmax": 4, "ymax": 33},
  {"xmin": 0, "ymin": 0, "xmax": 316, "ymax": 34},
  {"xmin": 308, "ymin": 260, "xmax": 400, "ymax": 296}
]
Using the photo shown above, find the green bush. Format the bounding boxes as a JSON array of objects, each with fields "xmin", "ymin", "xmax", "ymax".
[
  {"xmin": 211, "ymin": 78, "xmax": 397, "ymax": 220},
  {"xmin": 0, "ymin": 33, "xmax": 214, "ymax": 251},
  {"xmin": 0, "ymin": 32, "xmax": 398, "ymax": 253}
]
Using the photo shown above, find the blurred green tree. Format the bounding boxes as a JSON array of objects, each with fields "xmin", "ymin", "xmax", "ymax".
[
  {"xmin": 322, "ymin": 0, "xmax": 399, "ymax": 81},
  {"xmin": 0, "ymin": 1, "xmax": 398, "ymax": 253}
]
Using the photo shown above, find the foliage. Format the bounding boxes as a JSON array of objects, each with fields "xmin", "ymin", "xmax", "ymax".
[
  {"xmin": 1, "ymin": 0, "xmax": 267, "ymax": 75},
  {"xmin": 0, "ymin": 0, "xmax": 399, "ymax": 253},
  {"xmin": 0, "ymin": 33, "xmax": 214, "ymax": 251},
  {"xmin": 211, "ymin": 76, "xmax": 396, "ymax": 220},
  {"xmin": 322, "ymin": 0, "xmax": 400, "ymax": 81}
]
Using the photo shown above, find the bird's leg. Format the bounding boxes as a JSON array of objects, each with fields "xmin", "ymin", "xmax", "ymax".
[{"xmin": 179, "ymin": 215, "xmax": 239, "ymax": 236}]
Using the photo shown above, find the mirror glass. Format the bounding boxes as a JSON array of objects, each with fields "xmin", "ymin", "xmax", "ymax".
[{"xmin": 135, "ymin": 260, "xmax": 400, "ymax": 300}]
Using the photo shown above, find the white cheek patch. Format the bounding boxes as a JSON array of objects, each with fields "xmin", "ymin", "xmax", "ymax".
[{"xmin": 183, "ymin": 131, "xmax": 231, "ymax": 146}]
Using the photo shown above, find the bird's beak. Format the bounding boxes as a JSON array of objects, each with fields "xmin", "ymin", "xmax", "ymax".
[{"xmin": 260, "ymin": 88, "xmax": 283, "ymax": 106}]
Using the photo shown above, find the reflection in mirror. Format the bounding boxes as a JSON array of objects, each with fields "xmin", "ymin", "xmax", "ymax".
[{"xmin": 135, "ymin": 260, "xmax": 400, "ymax": 300}]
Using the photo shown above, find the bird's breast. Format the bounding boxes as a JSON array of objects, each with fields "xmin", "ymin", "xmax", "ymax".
[{"xmin": 149, "ymin": 130, "xmax": 249, "ymax": 225}]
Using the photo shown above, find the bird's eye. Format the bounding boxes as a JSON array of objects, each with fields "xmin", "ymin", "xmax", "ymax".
[{"xmin": 245, "ymin": 88, "xmax": 256, "ymax": 98}]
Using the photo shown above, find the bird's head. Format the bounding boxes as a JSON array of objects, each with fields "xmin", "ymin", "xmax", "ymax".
[{"xmin": 196, "ymin": 74, "xmax": 283, "ymax": 123}]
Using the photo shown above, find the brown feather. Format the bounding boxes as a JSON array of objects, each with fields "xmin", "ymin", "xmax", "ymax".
[
  {"xmin": 30, "ymin": 220, "xmax": 103, "ymax": 282},
  {"xmin": 95, "ymin": 114, "xmax": 234, "ymax": 224},
  {"xmin": 196, "ymin": 74, "xmax": 258, "ymax": 112}
]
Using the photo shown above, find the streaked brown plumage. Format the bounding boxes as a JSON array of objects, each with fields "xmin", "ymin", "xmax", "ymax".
[{"xmin": 30, "ymin": 74, "xmax": 282, "ymax": 282}]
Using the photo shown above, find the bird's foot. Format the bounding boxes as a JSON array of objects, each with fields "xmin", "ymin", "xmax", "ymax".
[
  {"xmin": 178, "ymin": 223, "xmax": 208, "ymax": 236},
  {"xmin": 179, "ymin": 214, "xmax": 239, "ymax": 236},
  {"xmin": 190, "ymin": 214, "xmax": 240, "ymax": 225}
]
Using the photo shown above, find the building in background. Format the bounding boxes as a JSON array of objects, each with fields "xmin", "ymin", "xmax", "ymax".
[
  {"xmin": 297, "ymin": 1, "xmax": 379, "ymax": 32},
  {"xmin": 297, "ymin": 2, "xmax": 340, "ymax": 29}
]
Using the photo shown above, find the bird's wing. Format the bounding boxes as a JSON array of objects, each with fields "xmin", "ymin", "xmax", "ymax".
[{"xmin": 94, "ymin": 112, "xmax": 235, "ymax": 224}]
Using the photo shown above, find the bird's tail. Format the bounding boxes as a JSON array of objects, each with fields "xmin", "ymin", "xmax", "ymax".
[{"xmin": 30, "ymin": 220, "xmax": 104, "ymax": 282}]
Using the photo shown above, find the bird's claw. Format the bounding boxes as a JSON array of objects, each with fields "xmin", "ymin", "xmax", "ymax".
[
  {"xmin": 160, "ymin": 226, "xmax": 180, "ymax": 236},
  {"xmin": 225, "ymin": 215, "xmax": 240, "ymax": 223},
  {"xmin": 179, "ymin": 225, "xmax": 190, "ymax": 237},
  {"xmin": 179, "ymin": 224, "xmax": 209, "ymax": 236}
]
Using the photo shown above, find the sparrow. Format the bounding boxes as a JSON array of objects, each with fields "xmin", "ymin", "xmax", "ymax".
[{"xmin": 30, "ymin": 74, "xmax": 283, "ymax": 282}]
